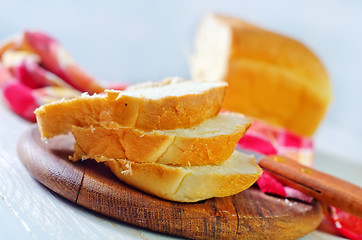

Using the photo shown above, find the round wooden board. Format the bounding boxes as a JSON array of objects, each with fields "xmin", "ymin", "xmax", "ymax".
[{"xmin": 17, "ymin": 125, "xmax": 323, "ymax": 239}]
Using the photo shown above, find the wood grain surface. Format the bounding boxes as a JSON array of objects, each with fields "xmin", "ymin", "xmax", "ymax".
[{"xmin": 17, "ymin": 126, "xmax": 324, "ymax": 240}]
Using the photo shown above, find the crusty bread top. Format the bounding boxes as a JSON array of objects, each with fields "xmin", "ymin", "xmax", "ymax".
[
  {"xmin": 71, "ymin": 112, "xmax": 252, "ymax": 166},
  {"xmin": 196, "ymin": 14, "xmax": 331, "ymax": 99},
  {"xmin": 35, "ymin": 78, "xmax": 227, "ymax": 139},
  {"xmin": 106, "ymin": 150, "xmax": 262, "ymax": 202}
]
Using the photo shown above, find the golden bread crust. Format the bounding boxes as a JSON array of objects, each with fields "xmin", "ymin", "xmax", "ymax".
[
  {"xmin": 105, "ymin": 151, "xmax": 262, "ymax": 202},
  {"xmin": 71, "ymin": 112, "xmax": 252, "ymax": 166}
]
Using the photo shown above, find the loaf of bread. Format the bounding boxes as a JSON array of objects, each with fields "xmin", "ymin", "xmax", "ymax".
[
  {"xmin": 71, "ymin": 112, "xmax": 252, "ymax": 166},
  {"xmin": 191, "ymin": 14, "xmax": 332, "ymax": 136},
  {"xmin": 106, "ymin": 150, "xmax": 262, "ymax": 202},
  {"xmin": 35, "ymin": 77, "xmax": 227, "ymax": 139}
]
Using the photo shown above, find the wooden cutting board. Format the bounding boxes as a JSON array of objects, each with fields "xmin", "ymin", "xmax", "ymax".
[{"xmin": 17, "ymin": 126, "xmax": 323, "ymax": 240}]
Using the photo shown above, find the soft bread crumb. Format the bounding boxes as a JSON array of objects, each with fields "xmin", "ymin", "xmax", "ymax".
[{"xmin": 120, "ymin": 162, "xmax": 133, "ymax": 175}]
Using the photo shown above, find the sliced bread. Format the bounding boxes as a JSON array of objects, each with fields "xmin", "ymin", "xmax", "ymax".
[
  {"xmin": 71, "ymin": 112, "xmax": 252, "ymax": 166},
  {"xmin": 35, "ymin": 77, "xmax": 227, "ymax": 139},
  {"xmin": 105, "ymin": 150, "xmax": 262, "ymax": 202}
]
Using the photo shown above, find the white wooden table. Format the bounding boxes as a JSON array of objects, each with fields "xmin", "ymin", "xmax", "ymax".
[{"xmin": 0, "ymin": 103, "xmax": 360, "ymax": 240}]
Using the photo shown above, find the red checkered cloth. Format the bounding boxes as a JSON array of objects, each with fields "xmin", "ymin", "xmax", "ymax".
[
  {"xmin": 0, "ymin": 31, "xmax": 127, "ymax": 121},
  {"xmin": 238, "ymin": 120, "xmax": 314, "ymax": 203}
]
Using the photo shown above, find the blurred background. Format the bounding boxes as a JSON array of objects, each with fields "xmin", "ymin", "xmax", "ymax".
[{"xmin": 1, "ymin": 0, "xmax": 361, "ymax": 164}]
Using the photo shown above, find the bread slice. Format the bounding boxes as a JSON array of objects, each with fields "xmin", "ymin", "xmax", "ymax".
[
  {"xmin": 71, "ymin": 112, "xmax": 252, "ymax": 166},
  {"xmin": 191, "ymin": 13, "xmax": 332, "ymax": 136},
  {"xmin": 105, "ymin": 150, "xmax": 262, "ymax": 202},
  {"xmin": 35, "ymin": 77, "xmax": 227, "ymax": 139}
]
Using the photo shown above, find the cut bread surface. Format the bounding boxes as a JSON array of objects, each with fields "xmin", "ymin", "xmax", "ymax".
[
  {"xmin": 71, "ymin": 112, "xmax": 252, "ymax": 166},
  {"xmin": 123, "ymin": 77, "xmax": 225, "ymax": 99},
  {"xmin": 35, "ymin": 78, "xmax": 227, "ymax": 139},
  {"xmin": 105, "ymin": 150, "xmax": 262, "ymax": 202}
]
